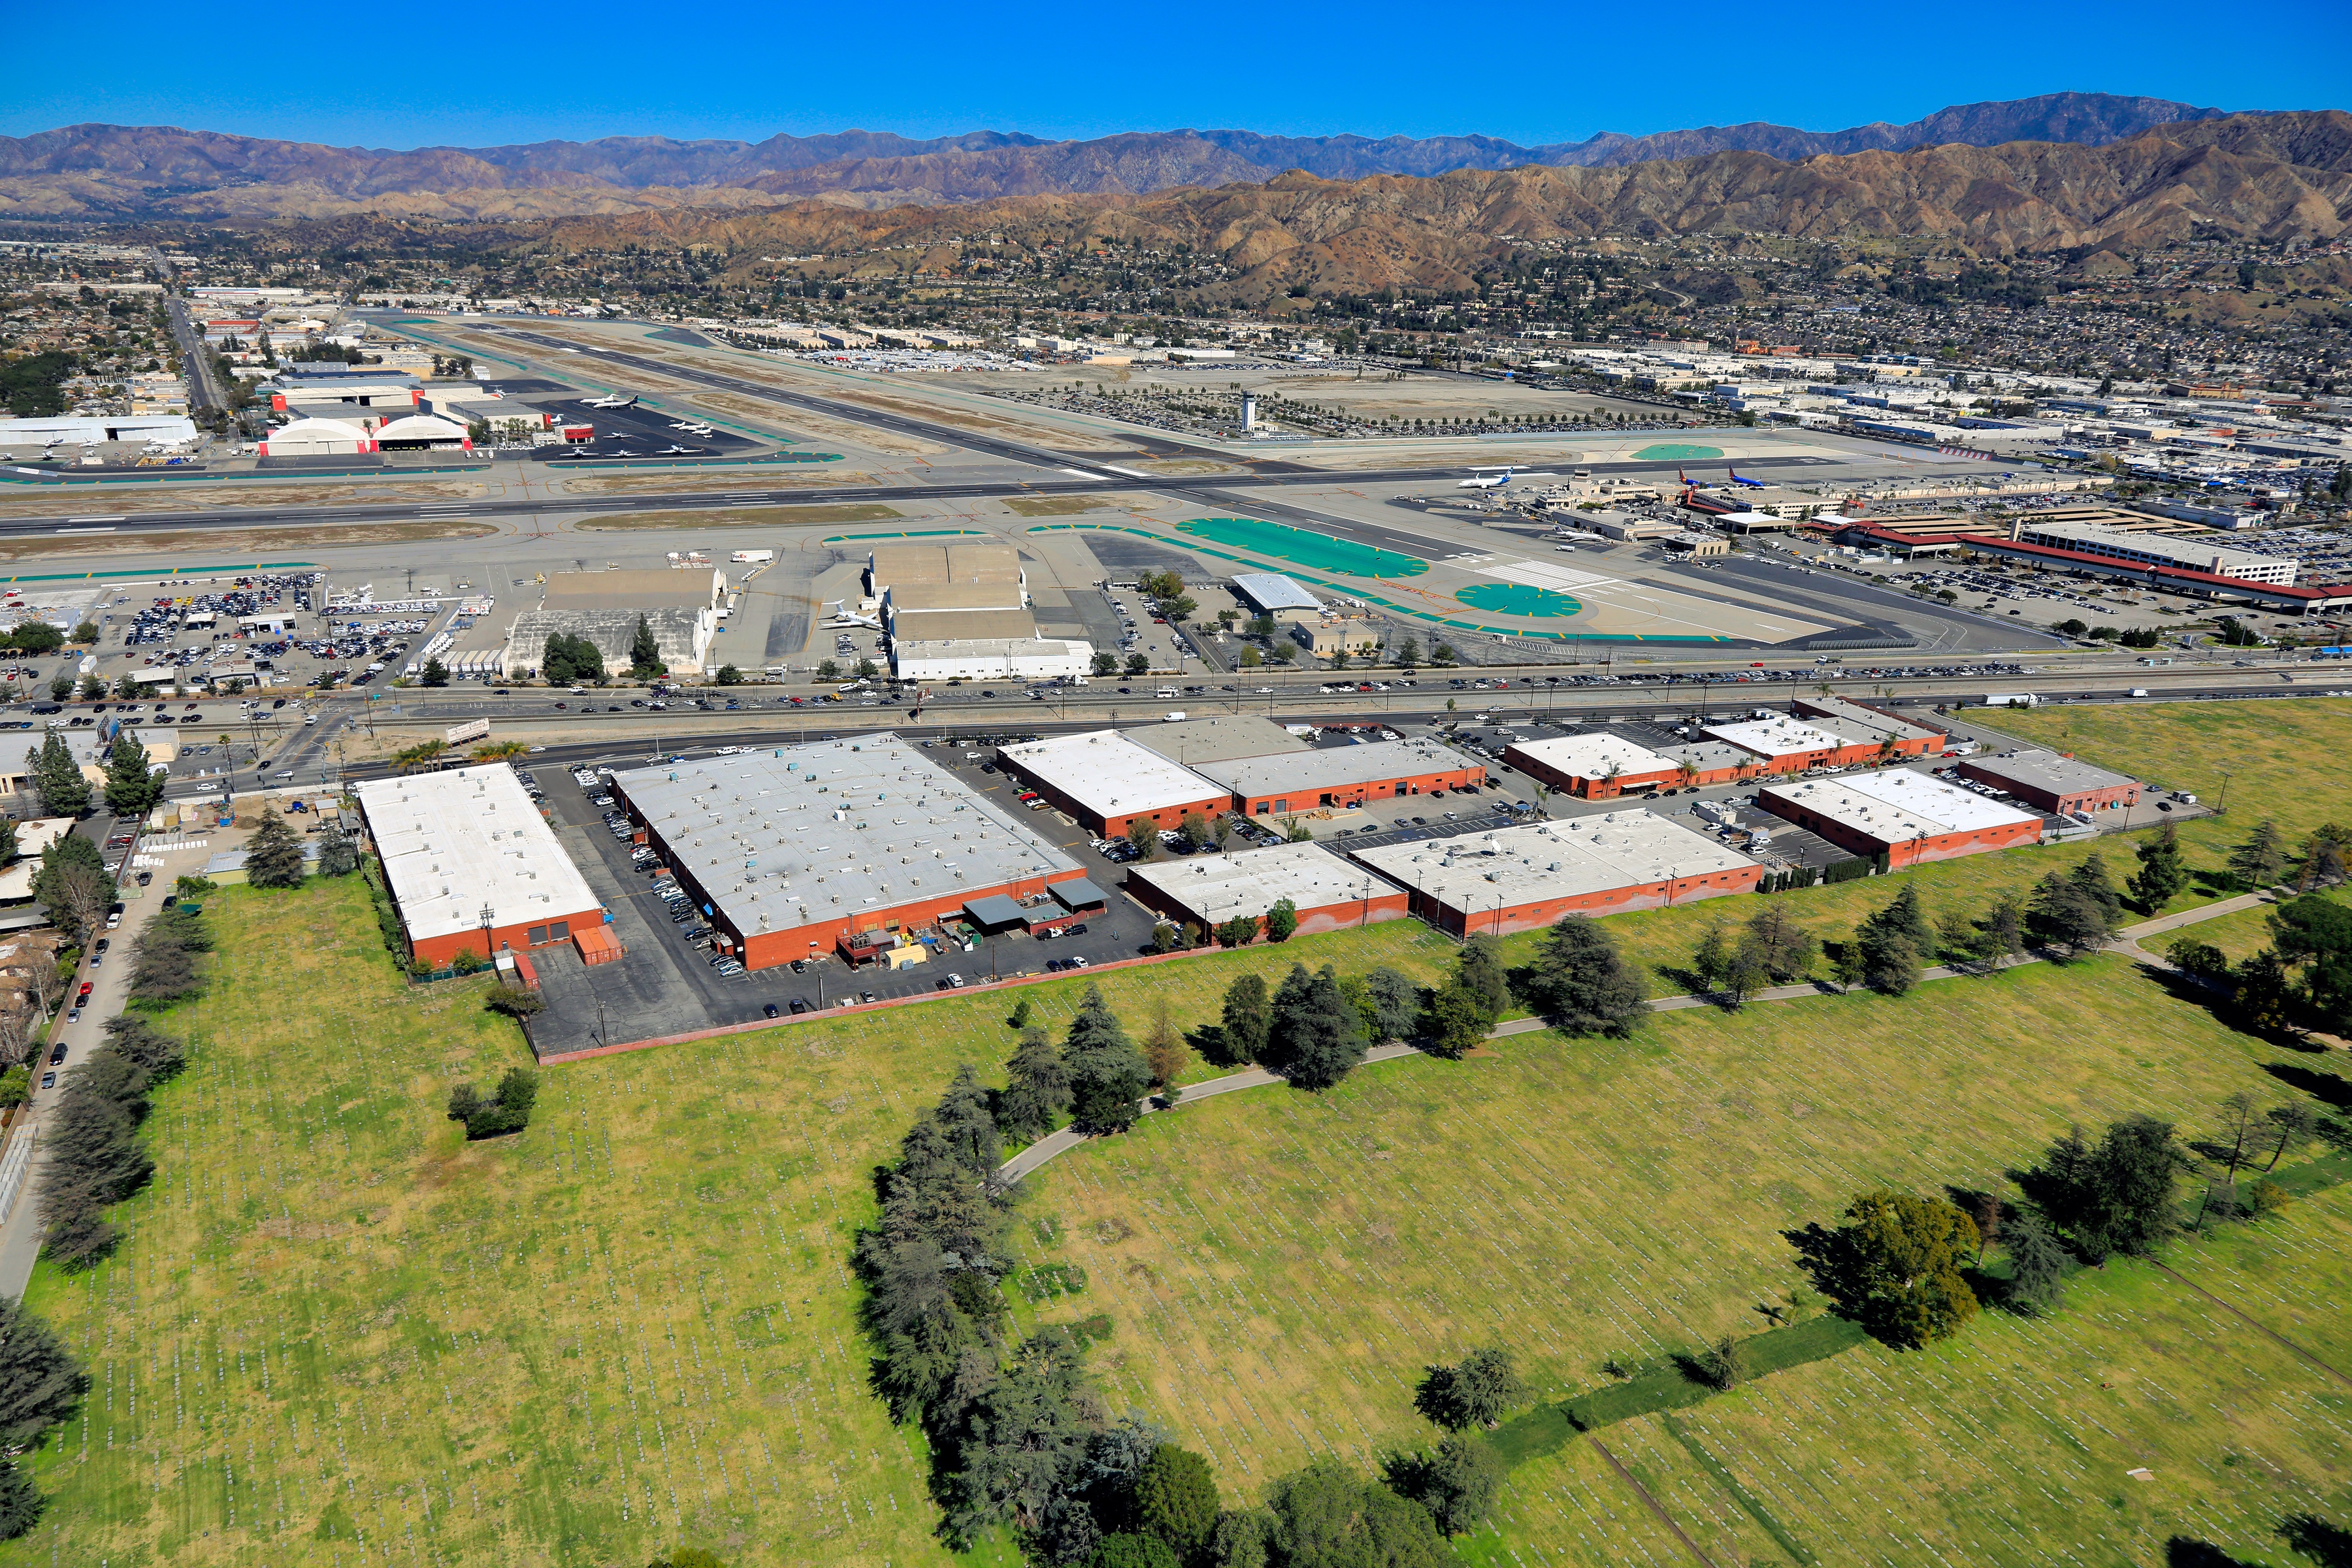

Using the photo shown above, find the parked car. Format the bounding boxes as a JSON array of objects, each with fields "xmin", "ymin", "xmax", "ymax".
[
  {"xmin": 48, "ymin": 1043, "xmax": 67, "ymax": 1065},
  {"xmin": 765, "ymin": 1002, "xmax": 783, "ymax": 1019}
]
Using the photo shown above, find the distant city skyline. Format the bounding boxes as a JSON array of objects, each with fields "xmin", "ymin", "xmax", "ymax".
[{"xmin": 2, "ymin": 0, "xmax": 2346, "ymax": 152}]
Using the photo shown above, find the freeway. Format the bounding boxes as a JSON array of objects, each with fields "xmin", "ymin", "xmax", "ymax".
[{"xmin": 204, "ymin": 658, "xmax": 2343, "ymax": 798}]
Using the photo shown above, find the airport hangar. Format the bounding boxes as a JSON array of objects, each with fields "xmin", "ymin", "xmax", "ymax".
[
  {"xmin": 871, "ymin": 540, "xmax": 1096, "ymax": 683},
  {"xmin": 612, "ymin": 734, "xmax": 1089, "ymax": 972},
  {"xmin": 353, "ymin": 765, "xmax": 608, "ymax": 968},
  {"xmin": 1126, "ymin": 841, "xmax": 1408, "ymax": 941},
  {"xmin": 1757, "ymin": 771, "xmax": 2042, "ymax": 868},
  {"xmin": 1349, "ymin": 813, "xmax": 1763, "ymax": 938}
]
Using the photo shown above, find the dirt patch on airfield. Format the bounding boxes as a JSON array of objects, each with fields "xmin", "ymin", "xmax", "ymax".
[
  {"xmin": 555, "ymin": 470, "xmax": 874, "ymax": 497},
  {"xmin": 579, "ymin": 502, "xmax": 904, "ymax": 530},
  {"xmin": 0, "ymin": 521, "xmax": 497, "ymax": 561}
]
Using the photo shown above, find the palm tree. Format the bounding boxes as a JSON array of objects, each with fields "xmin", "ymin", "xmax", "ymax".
[
  {"xmin": 471, "ymin": 740, "xmax": 529, "ymax": 763},
  {"xmin": 393, "ymin": 738, "xmax": 450, "ymax": 773}
]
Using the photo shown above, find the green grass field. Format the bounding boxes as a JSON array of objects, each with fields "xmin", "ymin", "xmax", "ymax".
[
  {"xmin": 1009, "ymin": 956, "xmax": 2352, "ymax": 1565},
  {"xmin": 0, "ymin": 881, "xmax": 1461, "ymax": 1568},
  {"xmin": 8, "ymin": 698, "xmax": 2349, "ymax": 1567}
]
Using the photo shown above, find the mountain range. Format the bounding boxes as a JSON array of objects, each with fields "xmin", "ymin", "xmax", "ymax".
[
  {"xmin": 0, "ymin": 93, "xmax": 2246, "ymax": 221},
  {"xmin": 515, "ymin": 112, "xmax": 2352, "ymax": 300}
]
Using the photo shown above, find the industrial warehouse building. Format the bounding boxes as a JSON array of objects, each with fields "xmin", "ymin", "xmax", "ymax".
[
  {"xmin": 1350, "ymin": 813, "xmax": 1762, "ymax": 936},
  {"xmin": 612, "ymin": 735, "xmax": 1086, "ymax": 971},
  {"xmin": 1132, "ymin": 715, "xmax": 1311, "ymax": 767},
  {"xmin": 1789, "ymin": 695, "xmax": 1947, "ymax": 757},
  {"xmin": 1957, "ymin": 751, "xmax": 2143, "ymax": 815},
  {"xmin": 1700, "ymin": 716, "xmax": 1889, "ymax": 774},
  {"xmin": 996, "ymin": 730, "xmax": 1230, "ymax": 838},
  {"xmin": 1126, "ymin": 841, "xmax": 1405, "ymax": 939},
  {"xmin": 354, "ymin": 765, "xmax": 607, "ymax": 966},
  {"xmin": 1192, "ymin": 736, "xmax": 1486, "ymax": 817},
  {"xmin": 864, "ymin": 541, "xmax": 1059, "ymax": 676},
  {"xmin": 1757, "ymin": 772, "xmax": 2043, "ymax": 867},
  {"xmin": 1504, "ymin": 732, "xmax": 1752, "ymax": 799}
]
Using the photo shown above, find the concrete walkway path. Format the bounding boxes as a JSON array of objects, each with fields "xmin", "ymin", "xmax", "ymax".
[{"xmin": 995, "ymin": 889, "xmax": 2283, "ymax": 1186}]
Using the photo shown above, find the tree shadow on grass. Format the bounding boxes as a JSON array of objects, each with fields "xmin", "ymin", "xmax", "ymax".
[
  {"xmin": 2279, "ymin": 1514, "xmax": 2352, "ymax": 1567},
  {"xmin": 2263, "ymin": 1062, "xmax": 2352, "ymax": 1111},
  {"xmin": 2166, "ymin": 1538, "xmax": 2255, "ymax": 1567},
  {"xmin": 1188, "ymin": 1023, "xmax": 1245, "ymax": 1068}
]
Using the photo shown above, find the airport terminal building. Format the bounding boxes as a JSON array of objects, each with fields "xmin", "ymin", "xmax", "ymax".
[{"xmin": 612, "ymin": 735, "xmax": 1087, "ymax": 970}]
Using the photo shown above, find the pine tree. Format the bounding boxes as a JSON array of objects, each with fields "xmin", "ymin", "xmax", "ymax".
[
  {"xmin": 2129, "ymin": 819, "xmax": 2191, "ymax": 910},
  {"xmin": 243, "ymin": 811, "xmax": 307, "ymax": 889},
  {"xmin": 1219, "ymin": 973, "xmax": 1271, "ymax": 1063},
  {"xmin": 102, "ymin": 732, "xmax": 162, "ymax": 818},
  {"xmin": 1062, "ymin": 986, "xmax": 1149, "ymax": 1132},
  {"xmin": 1456, "ymin": 936, "xmax": 1509, "ymax": 1021},
  {"xmin": 1134, "ymin": 1444, "xmax": 1221, "ymax": 1561},
  {"xmin": 2004, "ymin": 1211, "xmax": 2068, "ymax": 1314},
  {"xmin": 997, "ymin": 1027, "xmax": 1070, "ymax": 1142},
  {"xmin": 932, "ymin": 1063, "xmax": 1000, "ymax": 1175},
  {"xmin": 0, "ymin": 1298, "xmax": 88, "ymax": 1450},
  {"xmin": 420, "ymin": 658, "xmax": 450, "ymax": 687},
  {"xmin": 630, "ymin": 614, "xmax": 661, "ymax": 676},
  {"xmin": 2229, "ymin": 819, "xmax": 2287, "ymax": 889},
  {"xmin": 316, "ymin": 823, "xmax": 359, "ymax": 877},
  {"xmin": 1518, "ymin": 915, "xmax": 1647, "ymax": 1036},
  {"xmin": 0, "ymin": 1458, "xmax": 41, "ymax": 1541},
  {"xmin": 1262, "ymin": 964, "xmax": 1365, "ymax": 1091},
  {"xmin": 25, "ymin": 732, "xmax": 90, "ymax": 817}
]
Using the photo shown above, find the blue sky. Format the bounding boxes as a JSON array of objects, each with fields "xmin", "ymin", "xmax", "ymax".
[{"xmin": 3, "ymin": 0, "xmax": 2344, "ymax": 150}]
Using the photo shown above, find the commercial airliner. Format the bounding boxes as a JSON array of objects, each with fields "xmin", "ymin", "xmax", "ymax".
[
  {"xmin": 1456, "ymin": 466, "xmax": 1516, "ymax": 491},
  {"xmin": 1727, "ymin": 467, "xmax": 1766, "ymax": 488}
]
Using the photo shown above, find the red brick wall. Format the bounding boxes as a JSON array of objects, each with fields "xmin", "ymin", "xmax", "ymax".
[
  {"xmin": 1505, "ymin": 745, "xmax": 1752, "ymax": 800},
  {"xmin": 408, "ymin": 911, "xmax": 600, "ymax": 968},
  {"xmin": 1955, "ymin": 760, "xmax": 2140, "ymax": 815},
  {"xmin": 1233, "ymin": 762, "xmax": 1486, "ymax": 816},
  {"xmin": 1758, "ymin": 793, "xmax": 2043, "ymax": 867},
  {"xmin": 994, "ymin": 753, "xmax": 1224, "ymax": 838}
]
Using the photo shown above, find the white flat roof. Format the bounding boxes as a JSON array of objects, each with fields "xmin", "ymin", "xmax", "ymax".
[
  {"xmin": 1192, "ymin": 736, "xmax": 1483, "ymax": 798},
  {"xmin": 1351, "ymin": 811, "xmax": 1757, "ymax": 910},
  {"xmin": 1703, "ymin": 717, "xmax": 1854, "ymax": 759},
  {"xmin": 1761, "ymin": 770, "xmax": 2040, "ymax": 841},
  {"xmin": 615, "ymin": 734, "xmax": 1083, "ymax": 932},
  {"xmin": 355, "ymin": 764, "xmax": 602, "ymax": 943},
  {"xmin": 1232, "ymin": 572, "xmax": 1322, "ymax": 611},
  {"xmin": 1128, "ymin": 841, "xmax": 1388, "ymax": 923},
  {"xmin": 998, "ymin": 730, "xmax": 1226, "ymax": 818},
  {"xmin": 1505, "ymin": 732, "xmax": 1677, "ymax": 781}
]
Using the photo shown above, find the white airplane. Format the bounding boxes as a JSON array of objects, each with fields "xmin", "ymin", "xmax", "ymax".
[
  {"xmin": 655, "ymin": 444, "xmax": 698, "ymax": 455},
  {"xmin": 821, "ymin": 599, "xmax": 883, "ymax": 630},
  {"xmin": 580, "ymin": 394, "xmax": 637, "ymax": 410},
  {"xmin": 1456, "ymin": 466, "xmax": 1516, "ymax": 491}
]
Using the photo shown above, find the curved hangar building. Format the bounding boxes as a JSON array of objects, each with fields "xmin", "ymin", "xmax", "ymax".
[{"xmin": 611, "ymin": 734, "xmax": 1088, "ymax": 970}]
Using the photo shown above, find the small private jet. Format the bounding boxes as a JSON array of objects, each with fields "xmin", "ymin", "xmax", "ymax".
[{"xmin": 579, "ymin": 393, "xmax": 637, "ymax": 410}]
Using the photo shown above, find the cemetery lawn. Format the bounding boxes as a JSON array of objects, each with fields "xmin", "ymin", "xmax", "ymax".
[
  {"xmin": 1011, "ymin": 955, "xmax": 2352, "ymax": 1567},
  {"xmin": 0, "ymin": 877, "xmax": 1456, "ymax": 1568}
]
